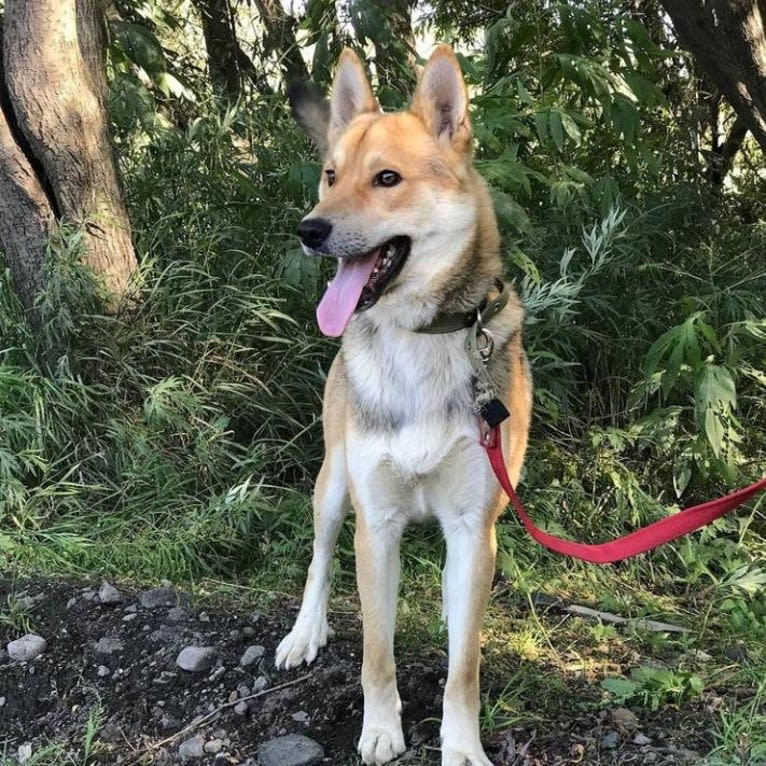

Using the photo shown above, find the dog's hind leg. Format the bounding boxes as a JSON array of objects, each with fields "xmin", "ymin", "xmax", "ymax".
[{"xmin": 276, "ymin": 446, "xmax": 349, "ymax": 669}]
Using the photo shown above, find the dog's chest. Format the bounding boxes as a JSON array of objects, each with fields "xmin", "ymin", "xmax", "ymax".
[{"xmin": 343, "ymin": 320, "xmax": 475, "ymax": 434}]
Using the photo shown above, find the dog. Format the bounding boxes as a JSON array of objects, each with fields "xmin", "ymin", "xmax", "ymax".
[{"xmin": 275, "ymin": 45, "xmax": 533, "ymax": 766}]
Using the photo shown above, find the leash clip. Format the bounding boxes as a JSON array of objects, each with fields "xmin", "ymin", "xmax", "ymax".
[{"xmin": 475, "ymin": 307, "xmax": 495, "ymax": 364}]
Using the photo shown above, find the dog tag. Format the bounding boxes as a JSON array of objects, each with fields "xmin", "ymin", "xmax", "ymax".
[{"xmin": 480, "ymin": 398, "xmax": 510, "ymax": 428}]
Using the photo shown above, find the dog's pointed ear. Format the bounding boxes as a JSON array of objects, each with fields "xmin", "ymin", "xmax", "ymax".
[
  {"xmin": 288, "ymin": 81, "xmax": 331, "ymax": 156},
  {"xmin": 411, "ymin": 45, "xmax": 472, "ymax": 154},
  {"xmin": 328, "ymin": 49, "xmax": 379, "ymax": 145}
]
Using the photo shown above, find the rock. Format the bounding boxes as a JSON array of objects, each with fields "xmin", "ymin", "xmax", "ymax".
[
  {"xmin": 97, "ymin": 665, "xmax": 111, "ymax": 677},
  {"xmin": 178, "ymin": 735, "xmax": 205, "ymax": 761},
  {"xmin": 234, "ymin": 700, "xmax": 249, "ymax": 716},
  {"xmin": 17, "ymin": 743, "xmax": 33, "ymax": 764},
  {"xmin": 242, "ymin": 626, "xmax": 256, "ymax": 639},
  {"xmin": 0, "ymin": 696, "xmax": 5, "ymax": 706},
  {"xmin": 7, "ymin": 634, "xmax": 47, "ymax": 662},
  {"xmin": 66, "ymin": 597, "xmax": 77, "ymax": 609},
  {"xmin": 610, "ymin": 706, "xmax": 639, "ymax": 733},
  {"xmin": 238, "ymin": 684, "xmax": 251, "ymax": 698},
  {"xmin": 239, "ymin": 645, "xmax": 265, "ymax": 666},
  {"xmin": 252, "ymin": 676, "xmax": 269, "ymax": 693},
  {"xmin": 633, "ymin": 732, "xmax": 652, "ymax": 746},
  {"xmin": 291, "ymin": 710, "xmax": 310, "ymax": 723},
  {"xmin": 140, "ymin": 586, "xmax": 180, "ymax": 609},
  {"xmin": 98, "ymin": 582, "xmax": 123, "ymax": 605},
  {"xmin": 600, "ymin": 730, "xmax": 620, "ymax": 750},
  {"xmin": 95, "ymin": 637, "xmax": 124, "ymax": 656},
  {"xmin": 176, "ymin": 646, "xmax": 217, "ymax": 672},
  {"xmin": 257, "ymin": 735, "xmax": 324, "ymax": 766},
  {"xmin": 205, "ymin": 739, "xmax": 224, "ymax": 754},
  {"xmin": 167, "ymin": 606, "xmax": 189, "ymax": 623}
]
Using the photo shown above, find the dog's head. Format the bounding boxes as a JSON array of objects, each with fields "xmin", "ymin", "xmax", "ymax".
[{"xmin": 291, "ymin": 46, "xmax": 483, "ymax": 337}]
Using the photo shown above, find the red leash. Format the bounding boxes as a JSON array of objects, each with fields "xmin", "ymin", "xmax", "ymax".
[{"xmin": 486, "ymin": 428, "xmax": 766, "ymax": 564}]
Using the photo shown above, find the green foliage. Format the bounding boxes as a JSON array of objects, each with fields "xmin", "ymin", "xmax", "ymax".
[{"xmin": 601, "ymin": 666, "xmax": 704, "ymax": 711}]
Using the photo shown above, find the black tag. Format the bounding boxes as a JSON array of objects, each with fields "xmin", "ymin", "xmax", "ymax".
[{"xmin": 480, "ymin": 398, "xmax": 510, "ymax": 428}]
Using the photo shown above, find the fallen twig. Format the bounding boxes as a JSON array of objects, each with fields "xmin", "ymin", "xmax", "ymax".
[{"xmin": 125, "ymin": 672, "xmax": 312, "ymax": 764}]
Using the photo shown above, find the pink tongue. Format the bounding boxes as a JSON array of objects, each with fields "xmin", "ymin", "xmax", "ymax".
[{"xmin": 316, "ymin": 251, "xmax": 379, "ymax": 337}]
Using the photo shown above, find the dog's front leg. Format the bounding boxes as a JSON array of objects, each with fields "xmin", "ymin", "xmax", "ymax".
[
  {"xmin": 439, "ymin": 517, "xmax": 496, "ymax": 766},
  {"xmin": 355, "ymin": 509, "xmax": 406, "ymax": 765},
  {"xmin": 276, "ymin": 448, "xmax": 348, "ymax": 669}
]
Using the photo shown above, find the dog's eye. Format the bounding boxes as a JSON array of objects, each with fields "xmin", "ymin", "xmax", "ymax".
[
  {"xmin": 374, "ymin": 170, "xmax": 402, "ymax": 188},
  {"xmin": 325, "ymin": 169, "xmax": 336, "ymax": 187}
]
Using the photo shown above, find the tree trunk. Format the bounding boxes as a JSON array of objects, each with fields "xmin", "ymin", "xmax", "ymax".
[
  {"xmin": 1, "ymin": 0, "xmax": 137, "ymax": 310},
  {"xmin": 253, "ymin": 0, "xmax": 310, "ymax": 85},
  {"xmin": 369, "ymin": 0, "xmax": 417, "ymax": 99},
  {"xmin": 660, "ymin": 0, "xmax": 766, "ymax": 153},
  {"xmin": 193, "ymin": 0, "xmax": 271, "ymax": 98}
]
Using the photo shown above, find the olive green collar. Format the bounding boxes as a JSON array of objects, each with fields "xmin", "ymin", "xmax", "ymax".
[{"xmin": 413, "ymin": 279, "xmax": 509, "ymax": 335}]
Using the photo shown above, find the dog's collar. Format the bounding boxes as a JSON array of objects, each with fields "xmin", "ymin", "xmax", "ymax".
[{"xmin": 414, "ymin": 278, "xmax": 509, "ymax": 335}]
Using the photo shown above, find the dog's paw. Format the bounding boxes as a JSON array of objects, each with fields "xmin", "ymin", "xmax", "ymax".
[
  {"xmin": 274, "ymin": 619, "xmax": 330, "ymax": 669},
  {"xmin": 441, "ymin": 745, "xmax": 494, "ymax": 766},
  {"xmin": 358, "ymin": 725, "xmax": 406, "ymax": 765}
]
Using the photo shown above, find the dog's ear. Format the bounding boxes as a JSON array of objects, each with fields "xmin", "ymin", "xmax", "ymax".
[
  {"xmin": 328, "ymin": 49, "xmax": 379, "ymax": 146},
  {"xmin": 288, "ymin": 81, "xmax": 331, "ymax": 155},
  {"xmin": 411, "ymin": 45, "xmax": 472, "ymax": 154}
]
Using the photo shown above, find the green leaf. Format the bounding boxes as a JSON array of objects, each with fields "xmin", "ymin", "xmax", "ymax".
[{"xmin": 601, "ymin": 677, "xmax": 639, "ymax": 701}]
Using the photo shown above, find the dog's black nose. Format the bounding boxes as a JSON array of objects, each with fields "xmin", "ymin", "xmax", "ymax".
[{"xmin": 297, "ymin": 217, "xmax": 332, "ymax": 249}]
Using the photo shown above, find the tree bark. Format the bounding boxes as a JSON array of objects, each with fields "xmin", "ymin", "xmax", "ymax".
[
  {"xmin": 1, "ymin": 0, "xmax": 137, "ymax": 309},
  {"xmin": 193, "ymin": 0, "xmax": 271, "ymax": 98},
  {"xmin": 369, "ymin": 0, "xmax": 417, "ymax": 98},
  {"xmin": 0, "ymin": 39, "xmax": 53, "ymax": 312},
  {"xmin": 660, "ymin": 0, "xmax": 766, "ymax": 153},
  {"xmin": 253, "ymin": 0, "xmax": 310, "ymax": 85}
]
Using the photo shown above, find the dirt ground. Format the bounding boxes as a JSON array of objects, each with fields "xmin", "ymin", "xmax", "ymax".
[{"xmin": 1, "ymin": 578, "xmax": 713, "ymax": 765}]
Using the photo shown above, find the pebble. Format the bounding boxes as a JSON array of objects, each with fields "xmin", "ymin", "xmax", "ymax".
[
  {"xmin": 0, "ymin": 696, "xmax": 5, "ymax": 706},
  {"xmin": 291, "ymin": 710, "xmax": 310, "ymax": 723},
  {"xmin": 633, "ymin": 732, "xmax": 652, "ymax": 746},
  {"xmin": 122, "ymin": 613, "xmax": 137, "ymax": 622},
  {"xmin": 600, "ymin": 730, "xmax": 620, "ymax": 749},
  {"xmin": 239, "ymin": 645, "xmax": 265, "ymax": 666},
  {"xmin": 7, "ymin": 634, "xmax": 47, "ymax": 662},
  {"xmin": 97, "ymin": 665, "xmax": 111, "ymax": 677},
  {"xmin": 17, "ymin": 743, "xmax": 33, "ymax": 764},
  {"xmin": 140, "ymin": 586, "xmax": 179, "ymax": 609},
  {"xmin": 205, "ymin": 739, "xmax": 224, "ymax": 754},
  {"xmin": 242, "ymin": 626, "xmax": 256, "ymax": 638},
  {"xmin": 238, "ymin": 684, "xmax": 251, "ymax": 698},
  {"xmin": 176, "ymin": 646, "xmax": 217, "ymax": 672},
  {"xmin": 167, "ymin": 606, "xmax": 189, "ymax": 623},
  {"xmin": 178, "ymin": 735, "xmax": 205, "ymax": 761},
  {"xmin": 252, "ymin": 676, "xmax": 269, "ymax": 693},
  {"xmin": 66, "ymin": 597, "xmax": 77, "ymax": 609},
  {"xmin": 257, "ymin": 735, "xmax": 324, "ymax": 766},
  {"xmin": 98, "ymin": 582, "xmax": 123, "ymax": 605},
  {"xmin": 95, "ymin": 637, "xmax": 124, "ymax": 656},
  {"xmin": 610, "ymin": 706, "xmax": 639, "ymax": 733},
  {"xmin": 234, "ymin": 700, "xmax": 249, "ymax": 716}
]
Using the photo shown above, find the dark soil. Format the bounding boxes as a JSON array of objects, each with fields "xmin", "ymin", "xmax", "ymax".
[{"xmin": 0, "ymin": 579, "xmax": 714, "ymax": 765}]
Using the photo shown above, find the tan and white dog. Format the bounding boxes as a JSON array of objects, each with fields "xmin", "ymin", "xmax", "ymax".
[{"xmin": 275, "ymin": 46, "xmax": 533, "ymax": 766}]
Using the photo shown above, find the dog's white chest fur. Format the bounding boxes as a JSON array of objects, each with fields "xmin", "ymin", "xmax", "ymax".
[{"xmin": 342, "ymin": 316, "xmax": 496, "ymax": 526}]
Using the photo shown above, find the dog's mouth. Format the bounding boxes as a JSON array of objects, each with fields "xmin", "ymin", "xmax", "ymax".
[{"xmin": 316, "ymin": 236, "xmax": 410, "ymax": 337}]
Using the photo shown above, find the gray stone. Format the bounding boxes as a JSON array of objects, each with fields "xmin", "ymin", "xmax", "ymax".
[
  {"xmin": 95, "ymin": 637, "xmax": 124, "ymax": 656},
  {"xmin": 205, "ymin": 739, "xmax": 224, "ymax": 754},
  {"xmin": 252, "ymin": 676, "xmax": 269, "ymax": 693},
  {"xmin": 7, "ymin": 634, "xmax": 47, "ymax": 662},
  {"xmin": 140, "ymin": 586, "xmax": 179, "ymax": 609},
  {"xmin": 234, "ymin": 700, "xmax": 249, "ymax": 716},
  {"xmin": 17, "ymin": 743, "xmax": 33, "ymax": 764},
  {"xmin": 0, "ymin": 696, "xmax": 5, "ymax": 706},
  {"xmin": 257, "ymin": 734, "xmax": 324, "ymax": 766},
  {"xmin": 176, "ymin": 646, "xmax": 217, "ymax": 672},
  {"xmin": 239, "ymin": 645, "xmax": 265, "ymax": 667},
  {"xmin": 600, "ymin": 730, "xmax": 620, "ymax": 750},
  {"xmin": 97, "ymin": 665, "xmax": 111, "ymax": 677},
  {"xmin": 291, "ymin": 710, "xmax": 310, "ymax": 723},
  {"xmin": 167, "ymin": 606, "xmax": 189, "ymax": 623},
  {"xmin": 98, "ymin": 582, "xmax": 123, "ymax": 605},
  {"xmin": 633, "ymin": 732, "xmax": 652, "ymax": 746},
  {"xmin": 178, "ymin": 735, "xmax": 205, "ymax": 761}
]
